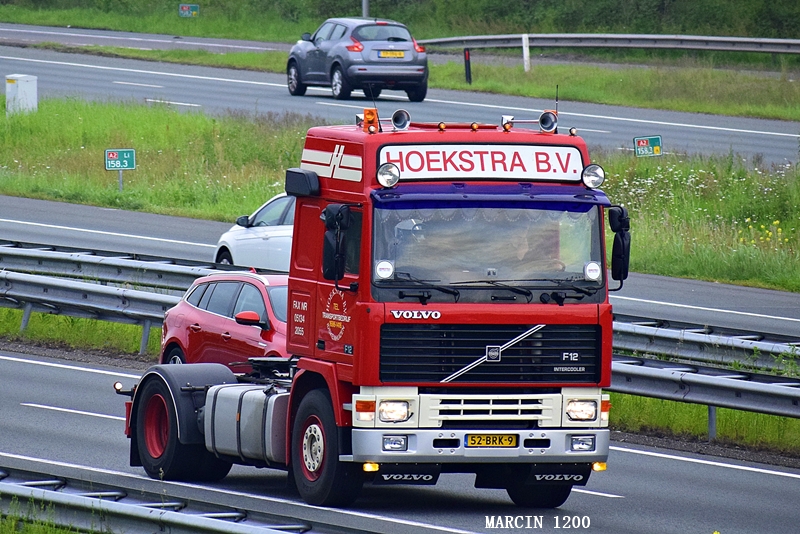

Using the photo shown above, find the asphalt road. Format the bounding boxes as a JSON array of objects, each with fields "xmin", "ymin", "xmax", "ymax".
[
  {"xmin": 0, "ymin": 24, "xmax": 798, "ymax": 165},
  {"xmin": 2, "ymin": 352, "xmax": 799, "ymax": 534}
]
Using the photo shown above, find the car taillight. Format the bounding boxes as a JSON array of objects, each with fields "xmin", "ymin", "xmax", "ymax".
[
  {"xmin": 413, "ymin": 39, "xmax": 425, "ymax": 53},
  {"xmin": 346, "ymin": 36, "xmax": 364, "ymax": 52}
]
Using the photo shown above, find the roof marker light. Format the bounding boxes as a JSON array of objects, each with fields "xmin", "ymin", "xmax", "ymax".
[
  {"xmin": 363, "ymin": 108, "xmax": 379, "ymax": 133},
  {"xmin": 437, "ymin": 122, "xmax": 446, "ymax": 131}
]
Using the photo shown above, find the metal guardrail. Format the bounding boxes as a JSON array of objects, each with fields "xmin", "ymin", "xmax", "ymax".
[
  {"xmin": 419, "ymin": 33, "xmax": 800, "ymax": 72},
  {"xmin": 1, "ymin": 243, "xmax": 799, "ymax": 422}
]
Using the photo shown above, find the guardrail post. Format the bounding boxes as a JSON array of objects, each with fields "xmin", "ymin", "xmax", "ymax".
[
  {"xmin": 708, "ymin": 405, "xmax": 717, "ymax": 441},
  {"xmin": 464, "ymin": 48, "xmax": 472, "ymax": 84},
  {"xmin": 139, "ymin": 319, "xmax": 151, "ymax": 355},
  {"xmin": 522, "ymin": 33, "xmax": 530, "ymax": 72},
  {"xmin": 20, "ymin": 302, "xmax": 33, "ymax": 331}
]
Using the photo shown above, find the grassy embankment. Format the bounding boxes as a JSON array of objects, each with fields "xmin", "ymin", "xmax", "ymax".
[{"xmin": 0, "ymin": 99, "xmax": 799, "ymax": 454}]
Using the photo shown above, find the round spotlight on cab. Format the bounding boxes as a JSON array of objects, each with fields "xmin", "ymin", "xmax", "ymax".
[
  {"xmin": 437, "ymin": 122, "xmax": 446, "ymax": 131},
  {"xmin": 569, "ymin": 127, "xmax": 578, "ymax": 136},
  {"xmin": 582, "ymin": 164, "xmax": 605, "ymax": 189},
  {"xmin": 538, "ymin": 111, "xmax": 558, "ymax": 133},
  {"xmin": 391, "ymin": 109, "xmax": 411, "ymax": 131},
  {"xmin": 377, "ymin": 163, "xmax": 401, "ymax": 188}
]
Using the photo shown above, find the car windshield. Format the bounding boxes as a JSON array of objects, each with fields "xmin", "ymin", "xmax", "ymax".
[
  {"xmin": 372, "ymin": 204, "xmax": 603, "ymax": 286},
  {"xmin": 353, "ymin": 24, "xmax": 411, "ymax": 42}
]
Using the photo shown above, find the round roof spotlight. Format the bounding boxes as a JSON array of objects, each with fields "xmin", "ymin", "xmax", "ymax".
[
  {"xmin": 582, "ymin": 164, "xmax": 605, "ymax": 189},
  {"xmin": 392, "ymin": 109, "xmax": 410, "ymax": 131},
  {"xmin": 377, "ymin": 163, "xmax": 401, "ymax": 188},
  {"xmin": 569, "ymin": 127, "xmax": 578, "ymax": 136},
  {"xmin": 538, "ymin": 111, "xmax": 558, "ymax": 133},
  {"xmin": 437, "ymin": 122, "xmax": 446, "ymax": 131}
]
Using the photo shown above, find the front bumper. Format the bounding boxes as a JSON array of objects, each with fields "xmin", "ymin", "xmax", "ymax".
[{"xmin": 346, "ymin": 428, "xmax": 609, "ymax": 463}]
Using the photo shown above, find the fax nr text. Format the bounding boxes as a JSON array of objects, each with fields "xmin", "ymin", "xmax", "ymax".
[{"xmin": 485, "ymin": 515, "xmax": 590, "ymax": 529}]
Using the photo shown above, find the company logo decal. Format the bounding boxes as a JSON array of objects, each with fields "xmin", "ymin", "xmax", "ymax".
[
  {"xmin": 322, "ymin": 288, "xmax": 350, "ymax": 341},
  {"xmin": 534, "ymin": 474, "xmax": 584, "ymax": 482},
  {"xmin": 301, "ymin": 144, "xmax": 362, "ymax": 182},
  {"xmin": 390, "ymin": 310, "xmax": 442, "ymax": 320}
]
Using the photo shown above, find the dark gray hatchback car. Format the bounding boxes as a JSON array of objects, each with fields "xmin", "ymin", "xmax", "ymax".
[{"xmin": 287, "ymin": 17, "xmax": 428, "ymax": 102}]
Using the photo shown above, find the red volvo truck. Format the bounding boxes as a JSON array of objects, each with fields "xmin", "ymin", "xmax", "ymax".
[{"xmin": 116, "ymin": 108, "xmax": 631, "ymax": 508}]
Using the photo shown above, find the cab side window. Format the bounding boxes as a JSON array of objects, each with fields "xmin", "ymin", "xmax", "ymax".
[{"xmin": 345, "ymin": 211, "xmax": 362, "ymax": 275}]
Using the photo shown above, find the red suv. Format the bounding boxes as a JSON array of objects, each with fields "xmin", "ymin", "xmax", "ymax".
[{"xmin": 160, "ymin": 272, "xmax": 288, "ymax": 370}]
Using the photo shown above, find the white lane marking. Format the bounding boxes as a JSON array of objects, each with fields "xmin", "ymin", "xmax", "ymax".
[
  {"xmin": 0, "ymin": 354, "xmax": 140, "ymax": 379},
  {"xmin": 610, "ymin": 295, "xmax": 800, "ymax": 323},
  {"xmin": 0, "ymin": 218, "xmax": 216, "ymax": 248},
  {"xmin": 573, "ymin": 488, "xmax": 624, "ymax": 498},
  {"xmin": 316, "ymin": 102, "xmax": 368, "ymax": 110},
  {"xmin": 20, "ymin": 403, "xmax": 125, "ymax": 421},
  {"xmin": 113, "ymin": 81, "xmax": 163, "ymax": 88},
  {"xmin": 425, "ymin": 98, "xmax": 800, "ymax": 139},
  {"xmin": 146, "ymin": 98, "xmax": 201, "ymax": 107},
  {"xmin": 0, "ymin": 452, "xmax": 480, "ymax": 534},
  {"xmin": 0, "ymin": 55, "xmax": 285, "ymax": 88},
  {"xmin": 612, "ymin": 446, "xmax": 800, "ymax": 479},
  {"xmin": 0, "ymin": 28, "xmax": 276, "ymax": 51}
]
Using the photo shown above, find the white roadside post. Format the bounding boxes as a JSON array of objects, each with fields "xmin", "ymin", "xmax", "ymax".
[
  {"xmin": 522, "ymin": 34, "xmax": 530, "ymax": 72},
  {"xmin": 6, "ymin": 74, "xmax": 38, "ymax": 116}
]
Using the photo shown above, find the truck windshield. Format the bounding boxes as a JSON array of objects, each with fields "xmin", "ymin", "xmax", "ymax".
[{"xmin": 372, "ymin": 204, "xmax": 603, "ymax": 288}]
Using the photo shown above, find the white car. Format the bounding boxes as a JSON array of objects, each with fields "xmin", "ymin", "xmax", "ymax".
[{"xmin": 214, "ymin": 193, "xmax": 295, "ymax": 272}]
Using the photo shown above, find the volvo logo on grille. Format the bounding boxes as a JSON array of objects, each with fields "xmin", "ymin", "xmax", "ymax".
[
  {"xmin": 486, "ymin": 345, "xmax": 501, "ymax": 361},
  {"xmin": 390, "ymin": 310, "xmax": 442, "ymax": 320}
]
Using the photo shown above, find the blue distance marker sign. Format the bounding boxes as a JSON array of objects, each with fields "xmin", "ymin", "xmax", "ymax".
[
  {"xmin": 179, "ymin": 4, "xmax": 200, "ymax": 17},
  {"xmin": 105, "ymin": 149, "xmax": 136, "ymax": 170},
  {"xmin": 633, "ymin": 136, "xmax": 662, "ymax": 157}
]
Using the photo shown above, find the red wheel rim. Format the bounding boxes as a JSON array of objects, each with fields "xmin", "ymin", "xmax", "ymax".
[
  {"xmin": 143, "ymin": 393, "xmax": 169, "ymax": 459},
  {"xmin": 299, "ymin": 415, "xmax": 325, "ymax": 481}
]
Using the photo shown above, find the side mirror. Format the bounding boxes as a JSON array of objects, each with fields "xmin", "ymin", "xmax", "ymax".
[
  {"xmin": 608, "ymin": 205, "xmax": 631, "ymax": 289},
  {"xmin": 301, "ymin": 32, "xmax": 312, "ymax": 41},
  {"xmin": 321, "ymin": 204, "xmax": 351, "ymax": 231},
  {"xmin": 235, "ymin": 310, "xmax": 268, "ymax": 329},
  {"xmin": 608, "ymin": 206, "xmax": 630, "ymax": 233},
  {"xmin": 236, "ymin": 215, "xmax": 249, "ymax": 227}
]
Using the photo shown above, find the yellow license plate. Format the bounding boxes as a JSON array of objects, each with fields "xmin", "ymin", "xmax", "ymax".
[
  {"xmin": 379, "ymin": 50, "xmax": 405, "ymax": 58},
  {"xmin": 465, "ymin": 434, "xmax": 518, "ymax": 448}
]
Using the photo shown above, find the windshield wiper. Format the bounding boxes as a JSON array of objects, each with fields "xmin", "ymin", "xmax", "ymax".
[
  {"xmin": 453, "ymin": 280, "xmax": 533, "ymax": 303},
  {"xmin": 540, "ymin": 283, "xmax": 600, "ymax": 305},
  {"xmin": 391, "ymin": 272, "xmax": 460, "ymax": 303}
]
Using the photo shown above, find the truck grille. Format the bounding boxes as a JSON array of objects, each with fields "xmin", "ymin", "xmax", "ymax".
[{"xmin": 380, "ymin": 324, "xmax": 600, "ymax": 383}]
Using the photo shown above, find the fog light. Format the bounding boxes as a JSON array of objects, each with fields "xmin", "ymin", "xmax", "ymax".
[
  {"xmin": 382, "ymin": 435, "xmax": 408, "ymax": 451},
  {"xmin": 566, "ymin": 400, "xmax": 597, "ymax": 421},
  {"xmin": 592, "ymin": 462, "xmax": 607, "ymax": 472},
  {"xmin": 363, "ymin": 462, "xmax": 379, "ymax": 472},
  {"xmin": 570, "ymin": 435, "xmax": 596, "ymax": 452},
  {"xmin": 379, "ymin": 400, "xmax": 410, "ymax": 422}
]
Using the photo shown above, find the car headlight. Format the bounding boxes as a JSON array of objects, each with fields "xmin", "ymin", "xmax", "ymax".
[
  {"xmin": 378, "ymin": 401, "xmax": 410, "ymax": 422},
  {"xmin": 565, "ymin": 400, "xmax": 598, "ymax": 421}
]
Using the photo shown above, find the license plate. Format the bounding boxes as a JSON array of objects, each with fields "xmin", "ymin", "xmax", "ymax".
[
  {"xmin": 465, "ymin": 434, "xmax": 518, "ymax": 448},
  {"xmin": 379, "ymin": 50, "xmax": 405, "ymax": 58}
]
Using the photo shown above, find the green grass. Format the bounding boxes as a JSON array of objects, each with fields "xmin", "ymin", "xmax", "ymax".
[
  {"xmin": 34, "ymin": 43, "xmax": 800, "ymax": 122},
  {"xmin": 610, "ymin": 392, "xmax": 800, "ymax": 454}
]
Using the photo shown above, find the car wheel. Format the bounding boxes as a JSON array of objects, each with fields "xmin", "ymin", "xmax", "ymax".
[
  {"xmin": 406, "ymin": 82, "xmax": 427, "ymax": 102},
  {"xmin": 287, "ymin": 62, "xmax": 307, "ymax": 96},
  {"xmin": 216, "ymin": 249, "xmax": 233, "ymax": 265},
  {"xmin": 164, "ymin": 346, "xmax": 185, "ymax": 365},
  {"xmin": 291, "ymin": 389, "xmax": 363, "ymax": 506},
  {"xmin": 331, "ymin": 67, "xmax": 351, "ymax": 100}
]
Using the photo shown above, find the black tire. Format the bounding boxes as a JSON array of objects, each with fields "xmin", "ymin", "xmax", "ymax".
[
  {"xmin": 216, "ymin": 249, "xmax": 233, "ymax": 265},
  {"xmin": 364, "ymin": 86, "xmax": 381, "ymax": 99},
  {"xmin": 291, "ymin": 389, "xmax": 363, "ymax": 506},
  {"xmin": 331, "ymin": 66, "xmax": 351, "ymax": 100},
  {"xmin": 506, "ymin": 484, "xmax": 572, "ymax": 508},
  {"xmin": 287, "ymin": 62, "xmax": 307, "ymax": 96},
  {"xmin": 135, "ymin": 377, "xmax": 232, "ymax": 482},
  {"xmin": 406, "ymin": 82, "xmax": 427, "ymax": 102},
  {"xmin": 164, "ymin": 346, "xmax": 185, "ymax": 365}
]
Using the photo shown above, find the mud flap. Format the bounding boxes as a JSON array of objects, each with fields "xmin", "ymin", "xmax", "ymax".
[
  {"xmin": 372, "ymin": 464, "xmax": 441, "ymax": 485},
  {"xmin": 475, "ymin": 463, "xmax": 591, "ymax": 489}
]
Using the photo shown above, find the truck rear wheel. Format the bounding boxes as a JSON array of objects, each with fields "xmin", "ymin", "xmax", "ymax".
[
  {"xmin": 291, "ymin": 389, "xmax": 362, "ymax": 506},
  {"xmin": 136, "ymin": 377, "xmax": 232, "ymax": 481},
  {"xmin": 506, "ymin": 484, "xmax": 572, "ymax": 508}
]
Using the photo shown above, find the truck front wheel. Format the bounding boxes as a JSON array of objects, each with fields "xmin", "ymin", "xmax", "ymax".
[
  {"xmin": 506, "ymin": 484, "xmax": 572, "ymax": 508},
  {"xmin": 291, "ymin": 389, "xmax": 362, "ymax": 506}
]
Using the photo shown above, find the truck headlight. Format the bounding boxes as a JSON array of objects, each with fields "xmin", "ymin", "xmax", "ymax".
[
  {"xmin": 581, "ymin": 164, "xmax": 605, "ymax": 188},
  {"xmin": 565, "ymin": 400, "xmax": 597, "ymax": 421},
  {"xmin": 378, "ymin": 401, "xmax": 410, "ymax": 422}
]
